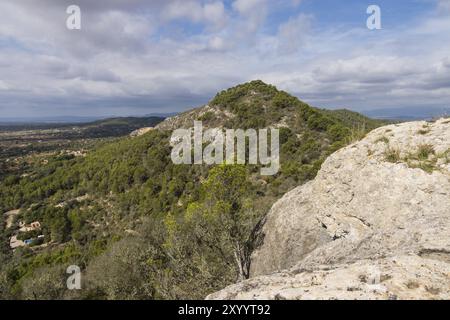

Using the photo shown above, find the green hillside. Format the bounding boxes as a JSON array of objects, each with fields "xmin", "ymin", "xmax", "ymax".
[{"xmin": 0, "ymin": 81, "xmax": 386, "ymax": 299}]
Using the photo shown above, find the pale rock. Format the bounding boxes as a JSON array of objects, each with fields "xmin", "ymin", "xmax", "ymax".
[{"xmin": 208, "ymin": 118, "xmax": 450, "ymax": 300}]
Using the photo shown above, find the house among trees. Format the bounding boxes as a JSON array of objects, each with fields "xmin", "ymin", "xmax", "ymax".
[
  {"xmin": 9, "ymin": 221, "xmax": 43, "ymax": 249},
  {"xmin": 19, "ymin": 221, "xmax": 41, "ymax": 232}
]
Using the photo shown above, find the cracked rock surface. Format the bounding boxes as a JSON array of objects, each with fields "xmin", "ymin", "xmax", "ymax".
[{"xmin": 207, "ymin": 119, "xmax": 450, "ymax": 300}]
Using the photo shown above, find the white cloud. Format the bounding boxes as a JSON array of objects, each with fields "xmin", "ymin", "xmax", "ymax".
[
  {"xmin": 203, "ymin": 2, "xmax": 228, "ymax": 30},
  {"xmin": 0, "ymin": 80, "xmax": 9, "ymax": 91},
  {"xmin": 208, "ymin": 36, "xmax": 227, "ymax": 51},
  {"xmin": 232, "ymin": 0, "xmax": 268, "ymax": 33},
  {"xmin": 163, "ymin": 1, "xmax": 228, "ymax": 30},
  {"xmin": 0, "ymin": 0, "xmax": 450, "ymax": 117},
  {"xmin": 277, "ymin": 14, "xmax": 313, "ymax": 54},
  {"xmin": 232, "ymin": 0, "xmax": 266, "ymax": 14},
  {"xmin": 438, "ymin": 0, "xmax": 450, "ymax": 11}
]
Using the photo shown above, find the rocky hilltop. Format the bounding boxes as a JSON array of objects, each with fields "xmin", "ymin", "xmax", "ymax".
[{"xmin": 208, "ymin": 118, "xmax": 450, "ymax": 300}]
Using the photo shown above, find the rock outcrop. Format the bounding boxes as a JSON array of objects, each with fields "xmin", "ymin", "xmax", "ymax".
[
  {"xmin": 155, "ymin": 105, "xmax": 236, "ymax": 131},
  {"xmin": 208, "ymin": 118, "xmax": 450, "ymax": 300},
  {"xmin": 129, "ymin": 127, "xmax": 154, "ymax": 137}
]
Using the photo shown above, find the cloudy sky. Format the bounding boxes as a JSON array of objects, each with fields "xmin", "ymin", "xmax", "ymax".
[{"xmin": 0, "ymin": 0, "xmax": 450, "ymax": 118}]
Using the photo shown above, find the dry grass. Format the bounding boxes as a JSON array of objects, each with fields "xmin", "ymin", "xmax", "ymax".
[
  {"xmin": 416, "ymin": 144, "xmax": 435, "ymax": 160},
  {"xmin": 344, "ymin": 124, "xmax": 367, "ymax": 145},
  {"xmin": 375, "ymin": 136, "xmax": 389, "ymax": 144},
  {"xmin": 384, "ymin": 147, "xmax": 401, "ymax": 163}
]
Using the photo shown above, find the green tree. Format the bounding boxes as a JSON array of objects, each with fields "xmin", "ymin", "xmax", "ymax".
[{"xmin": 188, "ymin": 165, "xmax": 257, "ymax": 280}]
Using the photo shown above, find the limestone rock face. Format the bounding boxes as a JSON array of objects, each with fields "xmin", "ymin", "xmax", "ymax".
[
  {"xmin": 208, "ymin": 118, "xmax": 450, "ymax": 300},
  {"xmin": 208, "ymin": 255, "xmax": 450, "ymax": 300},
  {"xmin": 155, "ymin": 105, "xmax": 235, "ymax": 131}
]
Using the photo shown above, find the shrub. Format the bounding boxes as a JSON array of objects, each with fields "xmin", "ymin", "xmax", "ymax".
[
  {"xmin": 417, "ymin": 129, "xmax": 430, "ymax": 135},
  {"xmin": 417, "ymin": 144, "xmax": 435, "ymax": 160},
  {"xmin": 198, "ymin": 111, "xmax": 214, "ymax": 122},
  {"xmin": 384, "ymin": 147, "xmax": 401, "ymax": 163}
]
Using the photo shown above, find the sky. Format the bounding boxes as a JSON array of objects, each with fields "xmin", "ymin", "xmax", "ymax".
[{"xmin": 0, "ymin": 0, "xmax": 450, "ymax": 118}]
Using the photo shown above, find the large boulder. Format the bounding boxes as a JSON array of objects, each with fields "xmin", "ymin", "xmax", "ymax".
[{"xmin": 208, "ymin": 118, "xmax": 450, "ymax": 300}]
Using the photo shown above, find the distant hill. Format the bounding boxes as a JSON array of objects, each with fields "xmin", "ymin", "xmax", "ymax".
[
  {"xmin": 0, "ymin": 113, "xmax": 177, "ymax": 125},
  {"xmin": 363, "ymin": 106, "xmax": 450, "ymax": 121},
  {"xmin": 0, "ymin": 116, "xmax": 103, "ymax": 124},
  {"xmin": 78, "ymin": 117, "xmax": 165, "ymax": 138},
  {"xmin": 0, "ymin": 116, "xmax": 165, "ymax": 137}
]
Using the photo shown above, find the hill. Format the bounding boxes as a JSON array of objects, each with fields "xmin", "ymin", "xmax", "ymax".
[
  {"xmin": 0, "ymin": 81, "xmax": 386, "ymax": 299},
  {"xmin": 157, "ymin": 81, "xmax": 386, "ymax": 131}
]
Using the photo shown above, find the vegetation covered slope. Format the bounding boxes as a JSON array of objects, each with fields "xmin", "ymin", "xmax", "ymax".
[{"xmin": 0, "ymin": 81, "xmax": 386, "ymax": 299}]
